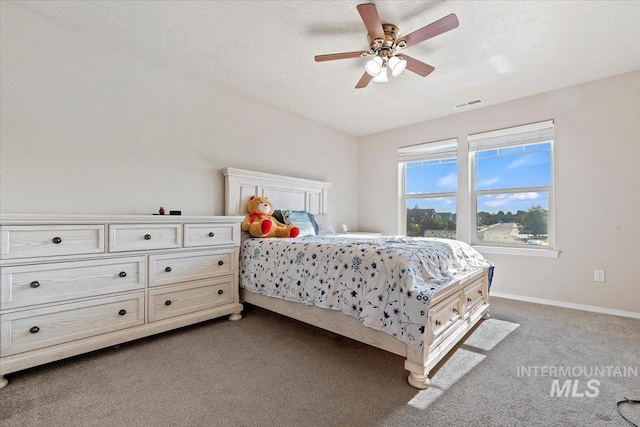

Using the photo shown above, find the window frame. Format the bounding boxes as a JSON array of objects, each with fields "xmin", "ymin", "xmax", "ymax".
[
  {"xmin": 469, "ymin": 121, "xmax": 556, "ymax": 252},
  {"xmin": 398, "ymin": 138, "xmax": 459, "ymax": 239}
]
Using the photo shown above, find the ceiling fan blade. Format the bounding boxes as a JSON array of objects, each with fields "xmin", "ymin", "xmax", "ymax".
[
  {"xmin": 399, "ymin": 13, "xmax": 459, "ymax": 48},
  {"xmin": 357, "ymin": 3, "xmax": 385, "ymax": 42},
  {"xmin": 401, "ymin": 54, "xmax": 435, "ymax": 77},
  {"xmin": 315, "ymin": 51, "xmax": 368, "ymax": 62},
  {"xmin": 355, "ymin": 72, "xmax": 373, "ymax": 89}
]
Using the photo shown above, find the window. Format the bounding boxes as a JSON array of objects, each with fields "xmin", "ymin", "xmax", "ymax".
[
  {"xmin": 469, "ymin": 121, "xmax": 554, "ymax": 248},
  {"xmin": 399, "ymin": 139, "xmax": 458, "ymax": 239}
]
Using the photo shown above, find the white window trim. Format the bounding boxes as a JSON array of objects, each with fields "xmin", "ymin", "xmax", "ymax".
[
  {"xmin": 474, "ymin": 245, "xmax": 560, "ymax": 258},
  {"xmin": 469, "ymin": 120, "xmax": 557, "ymax": 255},
  {"xmin": 398, "ymin": 138, "xmax": 458, "ymax": 237}
]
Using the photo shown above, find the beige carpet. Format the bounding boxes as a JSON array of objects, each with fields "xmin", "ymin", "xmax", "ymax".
[{"xmin": 1, "ymin": 297, "xmax": 639, "ymax": 427}]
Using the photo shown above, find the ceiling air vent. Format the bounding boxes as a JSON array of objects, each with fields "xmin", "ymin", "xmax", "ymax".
[{"xmin": 454, "ymin": 99, "xmax": 483, "ymax": 109}]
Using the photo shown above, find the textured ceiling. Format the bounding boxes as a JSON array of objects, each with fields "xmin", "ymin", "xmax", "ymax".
[{"xmin": 11, "ymin": 0, "xmax": 640, "ymax": 137}]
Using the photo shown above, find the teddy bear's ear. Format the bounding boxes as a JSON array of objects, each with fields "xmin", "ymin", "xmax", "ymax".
[{"xmin": 250, "ymin": 195, "xmax": 255, "ymax": 200}]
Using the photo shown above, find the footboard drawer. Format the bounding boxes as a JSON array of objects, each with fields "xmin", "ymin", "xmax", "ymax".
[
  {"xmin": 0, "ymin": 293, "xmax": 144, "ymax": 357},
  {"xmin": 430, "ymin": 293, "xmax": 462, "ymax": 343},
  {"xmin": 148, "ymin": 277, "xmax": 233, "ymax": 322},
  {"xmin": 463, "ymin": 277, "xmax": 484, "ymax": 317}
]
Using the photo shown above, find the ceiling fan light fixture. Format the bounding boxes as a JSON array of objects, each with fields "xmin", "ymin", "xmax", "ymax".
[
  {"xmin": 372, "ymin": 66, "xmax": 389, "ymax": 83},
  {"xmin": 365, "ymin": 56, "xmax": 383, "ymax": 76},
  {"xmin": 388, "ymin": 56, "xmax": 407, "ymax": 77}
]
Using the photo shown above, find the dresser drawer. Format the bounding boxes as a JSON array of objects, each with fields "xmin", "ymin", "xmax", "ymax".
[
  {"xmin": 1, "ymin": 225, "xmax": 105, "ymax": 259},
  {"xmin": 463, "ymin": 277, "xmax": 484, "ymax": 316},
  {"xmin": 149, "ymin": 249, "xmax": 235, "ymax": 287},
  {"xmin": 184, "ymin": 223, "xmax": 239, "ymax": 248},
  {"xmin": 1, "ymin": 257, "xmax": 146, "ymax": 310},
  {"xmin": 0, "ymin": 293, "xmax": 144, "ymax": 357},
  {"xmin": 108, "ymin": 224, "xmax": 182, "ymax": 252},
  {"xmin": 430, "ymin": 292, "xmax": 462, "ymax": 342},
  {"xmin": 148, "ymin": 277, "xmax": 233, "ymax": 323}
]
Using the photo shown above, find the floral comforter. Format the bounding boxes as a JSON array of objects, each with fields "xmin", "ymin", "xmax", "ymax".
[{"xmin": 240, "ymin": 236, "xmax": 492, "ymax": 349}]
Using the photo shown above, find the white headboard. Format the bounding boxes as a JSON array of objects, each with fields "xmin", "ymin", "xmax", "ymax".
[{"xmin": 222, "ymin": 168, "xmax": 331, "ymax": 215}]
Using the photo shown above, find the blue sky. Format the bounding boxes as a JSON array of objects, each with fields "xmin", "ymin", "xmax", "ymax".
[{"xmin": 406, "ymin": 142, "xmax": 551, "ymax": 214}]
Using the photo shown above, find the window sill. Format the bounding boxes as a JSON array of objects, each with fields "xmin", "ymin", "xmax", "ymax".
[{"xmin": 473, "ymin": 245, "xmax": 560, "ymax": 258}]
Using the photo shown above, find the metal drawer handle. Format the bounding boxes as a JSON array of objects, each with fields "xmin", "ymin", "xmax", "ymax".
[
  {"xmin": 119, "ymin": 271, "xmax": 127, "ymax": 278},
  {"xmin": 119, "ymin": 309, "xmax": 126, "ymax": 316},
  {"xmin": 217, "ymin": 289, "xmax": 224, "ymax": 295},
  {"xmin": 478, "ymin": 289, "xmax": 482, "ymax": 295},
  {"xmin": 52, "ymin": 237, "xmax": 62, "ymax": 244},
  {"xmin": 144, "ymin": 234, "xmax": 151, "ymax": 240},
  {"xmin": 30, "ymin": 326, "xmax": 40, "ymax": 334},
  {"xmin": 435, "ymin": 320, "xmax": 442, "ymax": 326},
  {"xmin": 165, "ymin": 300, "xmax": 172, "ymax": 306},
  {"xmin": 209, "ymin": 232, "xmax": 215, "ymax": 237},
  {"xmin": 452, "ymin": 307, "xmax": 458, "ymax": 313},
  {"xmin": 30, "ymin": 281, "xmax": 41, "ymax": 288},
  {"xmin": 218, "ymin": 260, "xmax": 224, "ymax": 266},
  {"xmin": 467, "ymin": 297, "xmax": 472, "ymax": 302},
  {"xmin": 165, "ymin": 267, "xmax": 172, "ymax": 273}
]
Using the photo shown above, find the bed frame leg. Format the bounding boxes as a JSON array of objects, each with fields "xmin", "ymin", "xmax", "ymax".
[
  {"xmin": 407, "ymin": 372, "xmax": 430, "ymax": 389},
  {"xmin": 228, "ymin": 312, "xmax": 242, "ymax": 321},
  {"xmin": 0, "ymin": 376, "xmax": 8, "ymax": 389},
  {"xmin": 405, "ymin": 347, "xmax": 430, "ymax": 389}
]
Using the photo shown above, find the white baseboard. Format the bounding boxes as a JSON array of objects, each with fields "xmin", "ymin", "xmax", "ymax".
[{"xmin": 490, "ymin": 291, "xmax": 640, "ymax": 320}]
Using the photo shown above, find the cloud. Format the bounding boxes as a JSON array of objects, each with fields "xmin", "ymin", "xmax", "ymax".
[
  {"xmin": 484, "ymin": 199, "xmax": 510, "ymax": 207},
  {"xmin": 437, "ymin": 172, "xmax": 457, "ymax": 188},
  {"xmin": 479, "ymin": 177, "xmax": 500, "ymax": 187},
  {"xmin": 512, "ymin": 192, "xmax": 539, "ymax": 200},
  {"xmin": 506, "ymin": 157, "xmax": 531, "ymax": 170},
  {"xmin": 482, "ymin": 192, "xmax": 540, "ymax": 207}
]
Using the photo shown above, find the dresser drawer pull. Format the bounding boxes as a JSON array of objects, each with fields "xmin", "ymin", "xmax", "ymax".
[
  {"xmin": 119, "ymin": 309, "xmax": 126, "ymax": 316},
  {"xmin": 435, "ymin": 320, "xmax": 442, "ymax": 326},
  {"xmin": 467, "ymin": 297, "xmax": 472, "ymax": 302},
  {"xmin": 52, "ymin": 237, "xmax": 62, "ymax": 244},
  {"xmin": 452, "ymin": 307, "xmax": 458, "ymax": 313},
  {"xmin": 119, "ymin": 271, "xmax": 127, "ymax": 278},
  {"xmin": 478, "ymin": 289, "xmax": 482, "ymax": 295},
  {"xmin": 165, "ymin": 267, "xmax": 172, "ymax": 273},
  {"xmin": 144, "ymin": 234, "xmax": 151, "ymax": 240},
  {"xmin": 30, "ymin": 281, "xmax": 41, "ymax": 288},
  {"xmin": 218, "ymin": 260, "xmax": 224, "ymax": 266},
  {"xmin": 30, "ymin": 326, "xmax": 40, "ymax": 334},
  {"xmin": 217, "ymin": 289, "xmax": 224, "ymax": 295},
  {"xmin": 209, "ymin": 232, "xmax": 215, "ymax": 237},
  {"xmin": 165, "ymin": 300, "xmax": 172, "ymax": 306}
]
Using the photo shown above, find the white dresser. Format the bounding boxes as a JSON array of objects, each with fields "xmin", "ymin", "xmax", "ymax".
[{"xmin": 0, "ymin": 214, "xmax": 244, "ymax": 389}]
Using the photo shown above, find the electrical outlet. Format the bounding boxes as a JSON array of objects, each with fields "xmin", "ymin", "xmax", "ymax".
[{"xmin": 594, "ymin": 269, "xmax": 606, "ymax": 282}]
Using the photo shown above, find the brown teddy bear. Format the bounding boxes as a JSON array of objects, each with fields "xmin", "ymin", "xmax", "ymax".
[{"xmin": 242, "ymin": 196, "xmax": 300, "ymax": 238}]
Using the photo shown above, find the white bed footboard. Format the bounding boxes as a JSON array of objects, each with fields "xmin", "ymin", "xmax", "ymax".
[{"xmin": 240, "ymin": 266, "xmax": 489, "ymax": 389}]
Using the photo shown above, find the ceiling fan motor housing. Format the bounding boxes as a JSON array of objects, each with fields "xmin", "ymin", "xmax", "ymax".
[{"xmin": 368, "ymin": 23, "xmax": 400, "ymax": 50}]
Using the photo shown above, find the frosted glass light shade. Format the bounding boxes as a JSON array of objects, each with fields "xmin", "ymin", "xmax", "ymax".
[
  {"xmin": 388, "ymin": 56, "xmax": 407, "ymax": 77},
  {"xmin": 365, "ymin": 56, "xmax": 383, "ymax": 76},
  {"xmin": 372, "ymin": 66, "xmax": 389, "ymax": 82}
]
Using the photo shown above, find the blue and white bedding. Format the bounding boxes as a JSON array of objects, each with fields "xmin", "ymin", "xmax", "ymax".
[{"xmin": 240, "ymin": 236, "xmax": 492, "ymax": 350}]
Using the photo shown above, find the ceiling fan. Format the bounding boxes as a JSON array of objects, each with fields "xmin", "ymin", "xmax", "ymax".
[{"xmin": 314, "ymin": 3, "xmax": 459, "ymax": 89}]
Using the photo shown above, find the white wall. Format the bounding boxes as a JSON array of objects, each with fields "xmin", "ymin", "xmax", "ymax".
[
  {"xmin": 0, "ymin": 2, "xmax": 359, "ymax": 232},
  {"xmin": 359, "ymin": 71, "xmax": 640, "ymax": 314}
]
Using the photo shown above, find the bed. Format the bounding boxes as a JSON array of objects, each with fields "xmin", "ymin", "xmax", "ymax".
[{"xmin": 222, "ymin": 167, "xmax": 492, "ymax": 389}]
